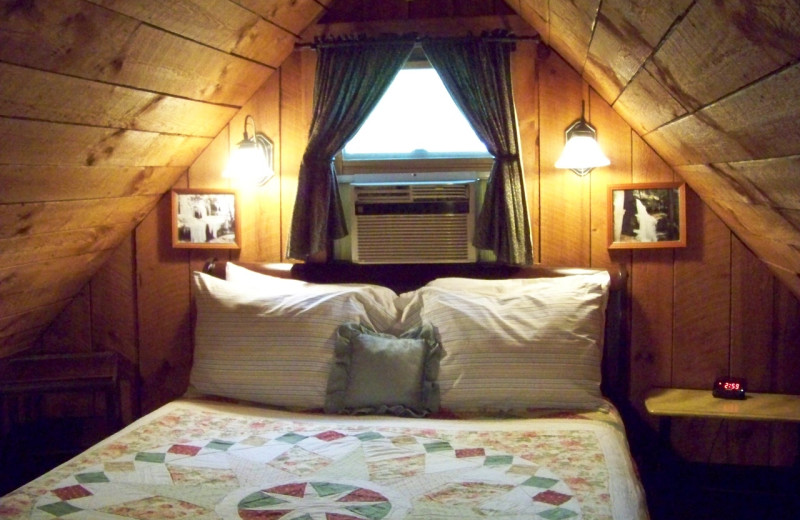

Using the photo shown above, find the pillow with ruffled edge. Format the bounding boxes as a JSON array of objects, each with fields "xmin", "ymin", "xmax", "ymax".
[{"xmin": 325, "ymin": 322, "xmax": 443, "ymax": 417}]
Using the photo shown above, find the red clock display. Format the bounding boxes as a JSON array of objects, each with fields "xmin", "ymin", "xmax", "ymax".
[{"xmin": 713, "ymin": 377, "xmax": 746, "ymax": 399}]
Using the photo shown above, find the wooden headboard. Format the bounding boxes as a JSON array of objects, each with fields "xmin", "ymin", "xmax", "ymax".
[{"xmin": 203, "ymin": 260, "xmax": 629, "ymax": 405}]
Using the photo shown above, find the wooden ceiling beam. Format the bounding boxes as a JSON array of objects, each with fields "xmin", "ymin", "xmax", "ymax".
[
  {"xmin": 644, "ymin": 63, "xmax": 800, "ymax": 166},
  {"xmin": 86, "ymin": 0, "xmax": 298, "ymax": 67},
  {"xmin": 0, "ymin": 165, "xmax": 185, "ymax": 204},
  {"xmin": 0, "ymin": 196, "xmax": 161, "ymax": 240},
  {"xmin": 0, "ymin": 63, "xmax": 237, "ymax": 138},
  {"xmin": 0, "ymin": 118, "xmax": 210, "ymax": 168},
  {"xmin": 0, "ymin": 0, "xmax": 273, "ymax": 106},
  {"xmin": 233, "ymin": 0, "xmax": 333, "ymax": 36}
]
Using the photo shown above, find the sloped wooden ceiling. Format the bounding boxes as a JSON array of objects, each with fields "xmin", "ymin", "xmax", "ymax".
[
  {"xmin": 505, "ymin": 0, "xmax": 800, "ymax": 294},
  {"xmin": 1, "ymin": 0, "xmax": 799, "ymax": 356},
  {"xmin": 0, "ymin": 0, "xmax": 333, "ymax": 356}
]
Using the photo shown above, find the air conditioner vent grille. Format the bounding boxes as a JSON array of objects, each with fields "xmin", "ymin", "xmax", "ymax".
[
  {"xmin": 355, "ymin": 184, "xmax": 469, "ymax": 204},
  {"xmin": 355, "ymin": 215, "xmax": 471, "ymax": 263},
  {"xmin": 351, "ymin": 183, "xmax": 476, "ymax": 264}
]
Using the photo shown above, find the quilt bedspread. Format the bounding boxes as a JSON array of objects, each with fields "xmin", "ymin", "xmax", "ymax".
[{"xmin": 0, "ymin": 398, "xmax": 648, "ymax": 519}]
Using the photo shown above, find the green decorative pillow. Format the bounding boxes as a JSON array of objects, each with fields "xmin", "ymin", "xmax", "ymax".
[{"xmin": 325, "ymin": 322, "xmax": 442, "ymax": 417}]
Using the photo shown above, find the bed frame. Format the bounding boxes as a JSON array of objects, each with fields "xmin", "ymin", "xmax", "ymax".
[{"xmin": 203, "ymin": 260, "xmax": 629, "ymax": 406}]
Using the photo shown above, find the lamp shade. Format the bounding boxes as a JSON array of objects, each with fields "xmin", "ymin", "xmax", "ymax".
[
  {"xmin": 223, "ymin": 115, "xmax": 274, "ymax": 186},
  {"xmin": 554, "ymin": 114, "xmax": 610, "ymax": 177}
]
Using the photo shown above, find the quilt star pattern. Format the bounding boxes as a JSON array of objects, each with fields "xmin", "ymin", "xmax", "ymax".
[{"xmin": 0, "ymin": 400, "xmax": 648, "ymax": 519}]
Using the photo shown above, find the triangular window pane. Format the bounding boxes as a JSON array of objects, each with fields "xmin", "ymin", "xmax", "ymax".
[{"xmin": 343, "ymin": 67, "xmax": 490, "ymax": 159}]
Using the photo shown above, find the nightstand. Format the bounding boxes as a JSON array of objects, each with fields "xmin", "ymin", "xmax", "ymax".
[
  {"xmin": 644, "ymin": 388, "xmax": 800, "ymax": 519},
  {"xmin": 0, "ymin": 351, "xmax": 122, "ymax": 494},
  {"xmin": 645, "ymin": 387, "xmax": 800, "ymax": 462}
]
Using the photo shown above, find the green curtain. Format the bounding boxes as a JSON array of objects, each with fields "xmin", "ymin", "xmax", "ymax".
[
  {"xmin": 422, "ymin": 38, "xmax": 533, "ymax": 265},
  {"xmin": 287, "ymin": 40, "xmax": 414, "ymax": 260}
]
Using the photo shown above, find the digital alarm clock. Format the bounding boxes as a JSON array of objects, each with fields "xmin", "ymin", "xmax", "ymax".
[{"xmin": 712, "ymin": 376, "xmax": 746, "ymax": 400}]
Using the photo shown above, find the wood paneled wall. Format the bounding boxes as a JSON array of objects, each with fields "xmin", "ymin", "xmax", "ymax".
[{"xmin": 42, "ymin": 21, "xmax": 800, "ymax": 467}]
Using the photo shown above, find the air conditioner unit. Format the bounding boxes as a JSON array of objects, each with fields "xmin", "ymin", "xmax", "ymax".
[{"xmin": 350, "ymin": 182, "xmax": 477, "ymax": 264}]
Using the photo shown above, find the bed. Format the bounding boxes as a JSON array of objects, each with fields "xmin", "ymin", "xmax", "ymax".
[{"xmin": 0, "ymin": 261, "xmax": 649, "ymax": 519}]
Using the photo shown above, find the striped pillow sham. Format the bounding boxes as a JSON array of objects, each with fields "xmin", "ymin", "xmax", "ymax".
[
  {"xmin": 190, "ymin": 271, "xmax": 396, "ymax": 409},
  {"xmin": 397, "ymin": 272, "xmax": 611, "ymax": 412}
]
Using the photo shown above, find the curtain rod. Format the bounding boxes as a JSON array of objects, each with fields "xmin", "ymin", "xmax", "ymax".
[{"xmin": 295, "ymin": 33, "xmax": 541, "ymax": 49}]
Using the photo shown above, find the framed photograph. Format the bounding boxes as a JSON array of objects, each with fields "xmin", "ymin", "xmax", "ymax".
[
  {"xmin": 171, "ymin": 189, "xmax": 241, "ymax": 249},
  {"xmin": 608, "ymin": 182, "xmax": 686, "ymax": 249}
]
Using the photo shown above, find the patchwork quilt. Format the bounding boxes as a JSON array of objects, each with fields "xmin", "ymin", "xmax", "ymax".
[{"xmin": 0, "ymin": 398, "xmax": 649, "ymax": 519}]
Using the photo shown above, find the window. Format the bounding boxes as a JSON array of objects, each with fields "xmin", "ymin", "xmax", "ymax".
[{"xmin": 338, "ymin": 57, "xmax": 493, "ymax": 177}]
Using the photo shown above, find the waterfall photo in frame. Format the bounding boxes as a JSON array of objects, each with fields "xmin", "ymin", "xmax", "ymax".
[
  {"xmin": 607, "ymin": 182, "xmax": 686, "ymax": 249},
  {"xmin": 172, "ymin": 189, "xmax": 241, "ymax": 249}
]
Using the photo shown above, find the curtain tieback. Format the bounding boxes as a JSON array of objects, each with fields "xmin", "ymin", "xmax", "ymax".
[{"xmin": 494, "ymin": 153, "xmax": 520, "ymax": 161}]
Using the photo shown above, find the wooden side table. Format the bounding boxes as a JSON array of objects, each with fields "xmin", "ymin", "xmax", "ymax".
[
  {"xmin": 644, "ymin": 388, "xmax": 800, "ymax": 518},
  {"xmin": 0, "ymin": 351, "xmax": 121, "ymax": 436},
  {"xmin": 0, "ymin": 351, "xmax": 124, "ymax": 494},
  {"xmin": 645, "ymin": 387, "xmax": 800, "ymax": 465}
]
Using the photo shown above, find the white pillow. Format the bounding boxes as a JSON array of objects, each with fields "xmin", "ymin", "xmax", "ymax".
[
  {"xmin": 190, "ymin": 271, "xmax": 395, "ymax": 409},
  {"xmin": 225, "ymin": 262, "xmax": 400, "ymax": 332},
  {"xmin": 225, "ymin": 262, "xmax": 399, "ymax": 332},
  {"xmin": 424, "ymin": 270, "xmax": 609, "ymax": 296},
  {"xmin": 397, "ymin": 271, "xmax": 610, "ymax": 412},
  {"xmin": 226, "ymin": 262, "xmax": 308, "ymax": 291}
]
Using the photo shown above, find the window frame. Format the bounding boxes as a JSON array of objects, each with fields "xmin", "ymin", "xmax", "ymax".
[{"xmin": 337, "ymin": 48, "xmax": 494, "ymax": 177}]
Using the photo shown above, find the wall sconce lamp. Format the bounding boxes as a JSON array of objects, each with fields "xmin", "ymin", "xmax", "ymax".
[
  {"xmin": 554, "ymin": 102, "xmax": 610, "ymax": 176},
  {"xmin": 223, "ymin": 115, "xmax": 274, "ymax": 186}
]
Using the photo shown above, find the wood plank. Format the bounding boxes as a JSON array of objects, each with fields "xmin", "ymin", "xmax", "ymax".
[
  {"xmin": 537, "ymin": 52, "xmax": 590, "ymax": 266},
  {"xmin": 0, "ymin": 302, "xmax": 65, "ymax": 340},
  {"xmin": 0, "ymin": 165, "xmax": 185, "ymax": 204},
  {"xmin": 513, "ymin": 0, "xmax": 548, "ymax": 45},
  {"xmin": 313, "ymin": 0, "xmax": 409, "ymax": 23},
  {"xmin": 512, "ymin": 40, "xmax": 541, "ymax": 262},
  {"xmin": 645, "ymin": 0, "xmax": 800, "ymax": 111},
  {"xmin": 671, "ymin": 189, "xmax": 732, "ymax": 463},
  {"xmin": 302, "ymin": 14, "xmax": 536, "ymax": 40},
  {"xmin": 0, "ymin": 224, "xmax": 131, "ymax": 267},
  {"xmin": 781, "ymin": 209, "xmax": 800, "ymax": 231},
  {"xmin": 0, "ymin": 63, "xmax": 236, "ymax": 137},
  {"xmin": 629, "ymin": 134, "xmax": 675, "ymax": 410},
  {"xmin": 230, "ymin": 73, "xmax": 283, "ymax": 263},
  {"xmin": 770, "ymin": 283, "xmax": 800, "ymax": 465},
  {"xmin": 547, "ymin": 0, "xmax": 599, "ymax": 73},
  {"xmin": 88, "ymin": 0, "xmax": 297, "ymax": 68},
  {"xmin": 234, "ymin": 0, "xmax": 330, "ymax": 35},
  {"xmin": 0, "ymin": 118, "xmax": 210, "ymax": 168},
  {"xmin": 589, "ymin": 88, "xmax": 632, "ymax": 269},
  {"xmin": 90, "ymin": 234, "xmax": 139, "ymax": 421},
  {"xmin": 0, "ymin": 327, "xmax": 44, "ymax": 359},
  {"xmin": 676, "ymin": 164, "xmax": 800, "ymax": 275},
  {"xmin": 39, "ymin": 285, "xmax": 92, "ymax": 354},
  {"xmin": 645, "ymin": 388, "xmax": 800, "ymax": 422},
  {"xmin": 0, "ymin": 279, "xmax": 85, "ymax": 318},
  {"xmin": 0, "ymin": 251, "xmax": 112, "ymax": 300},
  {"xmin": 679, "ymin": 157, "xmax": 800, "ymax": 210},
  {"xmin": 672, "ymin": 189, "xmax": 732, "ymax": 389},
  {"xmin": 584, "ymin": 0, "xmax": 692, "ymax": 103},
  {"xmin": 135, "ymin": 191, "xmax": 192, "ymax": 415},
  {"xmin": 279, "ymin": 49, "xmax": 316, "ymax": 261},
  {"xmin": 0, "ymin": 0, "xmax": 273, "ymax": 105},
  {"xmin": 645, "ymin": 62, "xmax": 800, "ymax": 166},
  {"xmin": 0, "ymin": 196, "xmax": 160, "ymax": 240},
  {"xmin": 187, "ymin": 132, "xmax": 231, "ymax": 189},
  {"xmin": 613, "ymin": 67, "xmax": 687, "ymax": 135},
  {"xmin": 728, "ymin": 236, "xmax": 775, "ymax": 465}
]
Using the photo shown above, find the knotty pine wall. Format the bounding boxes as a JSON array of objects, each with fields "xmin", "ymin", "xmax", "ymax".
[{"xmin": 41, "ymin": 38, "xmax": 800, "ymax": 467}]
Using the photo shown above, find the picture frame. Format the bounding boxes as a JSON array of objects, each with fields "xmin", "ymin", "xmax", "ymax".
[
  {"xmin": 171, "ymin": 188, "xmax": 241, "ymax": 249},
  {"xmin": 607, "ymin": 182, "xmax": 686, "ymax": 249}
]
